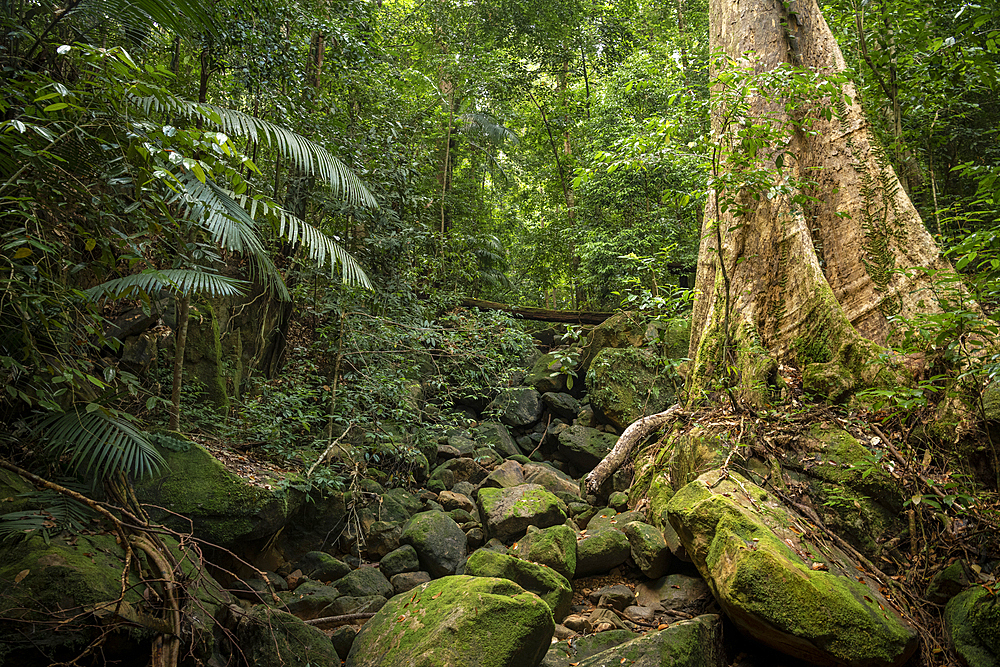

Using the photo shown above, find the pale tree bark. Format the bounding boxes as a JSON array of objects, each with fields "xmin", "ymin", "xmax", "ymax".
[{"xmin": 688, "ymin": 0, "xmax": 961, "ymax": 404}]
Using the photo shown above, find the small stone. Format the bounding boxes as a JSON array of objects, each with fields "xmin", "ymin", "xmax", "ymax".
[
  {"xmin": 562, "ymin": 614, "xmax": 591, "ymax": 633},
  {"xmin": 624, "ymin": 605, "xmax": 656, "ymax": 623},
  {"xmin": 390, "ymin": 571, "xmax": 431, "ymax": 594}
]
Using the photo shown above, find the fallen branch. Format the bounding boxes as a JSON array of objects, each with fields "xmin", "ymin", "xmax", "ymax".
[
  {"xmin": 307, "ymin": 423, "xmax": 353, "ymax": 478},
  {"xmin": 304, "ymin": 612, "xmax": 377, "ymax": 627},
  {"xmin": 585, "ymin": 405, "xmax": 683, "ymax": 494}
]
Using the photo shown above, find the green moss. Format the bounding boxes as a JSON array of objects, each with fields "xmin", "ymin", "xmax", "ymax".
[
  {"xmin": 946, "ymin": 585, "xmax": 1000, "ymax": 666},
  {"xmin": 465, "ymin": 550, "xmax": 573, "ymax": 620},
  {"xmin": 135, "ymin": 437, "xmax": 298, "ymax": 544},
  {"xmin": 347, "ymin": 576, "xmax": 554, "ymax": 667}
]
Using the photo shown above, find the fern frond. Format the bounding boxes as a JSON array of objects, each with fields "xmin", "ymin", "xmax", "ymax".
[
  {"xmin": 178, "ymin": 176, "xmax": 291, "ymax": 300},
  {"xmin": 66, "ymin": 0, "xmax": 220, "ymax": 41},
  {"xmin": 0, "ymin": 488, "xmax": 95, "ymax": 543},
  {"xmin": 86, "ymin": 268, "xmax": 247, "ymax": 301},
  {"xmin": 236, "ymin": 194, "xmax": 371, "ymax": 288},
  {"xmin": 460, "ymin": 111, "xmax": 519, "ymax": 146},
  {"xmin": 38, "ymin": 408, "xmax": 167, "ymax": 480},
  {"xmin": 131, "ymin": 95, "xmax": 377, "ymax": 208}
]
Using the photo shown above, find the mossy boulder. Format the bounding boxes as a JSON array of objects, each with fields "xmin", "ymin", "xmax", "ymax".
[
  {"xmin": 474, "ymin": 421, "xmax": 521, "ymax": 459},
  {"xmin": 400, "ymin": 510, "xmax": 468, "ymax": 578},
  {"xmin": 666, "ymin": 471, "xmax": 917, "ymax": 667},
  {"xmin": 278, "ymin": 579, "xmax": 343, "ymax": 620},
  {"xmin": 487, "ymin": 387, "xmax": 544, "ymax": 428},
  {"xmin": 334, "ymin": 566, "xmax": 393, "ymax": 599},
  {"xmin": 524, "ymin": 353, "xmax": 567, "ymax": 394},
  {"xmin": 428, "ymin": 457, "xmax": 489, "ymax": 491},
  {"xmin": 483, "ymin": 460, "xmax": 527, "ymax": 489},
  {"xmin": 945, "ymin": 585, "xmax": 1000, "ymax": 667},
  {"xmin": 510, "ymin": 523, "xmax": 578, "ymax": 581},
  {"xmin": 586, "ymin": 346, "xmax": 675, "ymax": 430},
  {"xmin": 477, "ymin": 484, "xmax": 568, "ymax": 544},
  {"xmin": 0, "ymin": 469, "xmax": 34, "ymax": 515},
  {"xmin": 578, "ymin": 312, "xmax": 647, "ymax": 372},
  {"xmin": 235, "ymin": 605, "xmax": 340, "ymax": 667},
  {"xmin": 380, "ymin": 544, "xmax": 420, "ymax": 579},
  {"xmin": 0, "ymin": 532, "xmax": 229, "ymax": 666},
  {"xmin": 291, "ymin": 550, "xmax": 351, "ymax": 582},
  {"xmin": 803, "ymin": 361, "xmax": 855, "ymax": 402},
  {"xmin": 574, "ymin": 614, "xmax": 724, "ymax": 667},
  {"xmin": 135, "ymin": 437, "xmax": 302, "ymax": 546},
  {"xmin": 556, "ymin": 425, "xmax": 618, "ymax": 473},
  {"xmin": 346, "ymin": 575, "xmax": 554, "ymax": 667},
  {"xmin": 542, "ymin": 629, "xmax": 639, "ymax": 667},
  {"xmin": 522, "ymin": 462, "xmax": 581, "ymax": 498},
  {"xmin": 465, "ymin": 549, "xmax": 573, "ymax": 621},
  {"xmin": 622, "ymin": 521, "xmax": 672, "ymax": 579},
  {"xmin": 575, "ymin": 526, "xmax": 631, "ymax": 577}
]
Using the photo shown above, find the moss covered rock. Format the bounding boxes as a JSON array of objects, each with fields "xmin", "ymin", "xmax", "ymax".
[
  {"xmin": 136, "ymin": 437, "xmax": 302, "ymax": 546},
  {"xmin": 400, "ymin": 510, "xmax": 468, "ymax": 578},
  {"xmin": 622, "ymin": 521, "xmax": 672, "ymax": 579},
  {"xmin": 945, "ymin": 585, "xmax": 1000, "ymax": 667},
  {"xmin": 522, "ymin": 462, "xmax": 581, "ymax": 497},
  {"xmin": 666, "ymin": 471, "xmax": 917, "ymax": 667},
  {"xmin": 465, "ymin": 549, "xmax": 573, "ymax": 621},
  {"xmin": 542, "ymin": 629, "xmax": 639, "ymax": 667},
  {"xmin": 524, "ymin": 353, "xmax": 568, "ymax": 394},
  {"xmin": 0, "ymin": 532, "xmax": 229, "ymax": 666},
  {"xmin": 236, "ymin": 605, "xmax": 340, "ymax": 667},
  {"xmin": 586, "ymin": 346, "xmax": 675, "ymax": 430},
  {"xmin": 575, "ymin": 526, "xmax": 631, "ymax": 577},
  {"xmin": 510, "ymin": 523, "xmax": 578, "ymax": 581},
  {"xmin": 346, "ymin": 575, "xmax": 554, "ymax": 667},
  {"xmin": 474, "ymin": 421, "xmax": 521, "ymax": 459},
  {"xmin": 573, "ymin": 614, "xmax": 723, "ymax": 667},
  {"xmin": 477, "ymin": 484, "xmax": 568, "ymax": 544},
  {"xmin": 556, "ymin": 425, "xmax": 618, "ymax": 473},
  {"xmin": 486, "ymin": 387, "xmax": 544, "ymax": 428}
]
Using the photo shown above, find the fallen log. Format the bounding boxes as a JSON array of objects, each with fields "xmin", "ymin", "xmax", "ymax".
[
  {"xmin": 584, "ymin": 405, "xmax": 684, "ymax": 494},
  {"xmin": 460, "ymin": 298, "xmax": 613, "ymax": 325}
]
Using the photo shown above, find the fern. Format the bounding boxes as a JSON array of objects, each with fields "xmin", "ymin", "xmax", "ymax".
[
  {"xmin": 87, "ymin": 268, "xmax": 247, "ymax": 302},
  {"xmin": 131, "ymin": 94, "xmax": 377, "ymax": 208},
  {"xmin": 0, "ymin": 487, "xmax": 95, "ymax": 544},
  {"xmin": 38, "ymin": 408, "xmax": 167, "ymax": 480}
]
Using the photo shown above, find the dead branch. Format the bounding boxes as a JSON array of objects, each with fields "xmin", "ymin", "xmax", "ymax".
[
  {"xmin": 585, "ymin": 405, "xmax": 683, "ymax": 494},
  {"xmin": 304, "ymin": 612, "xmax": 377, "ymax": 627}
]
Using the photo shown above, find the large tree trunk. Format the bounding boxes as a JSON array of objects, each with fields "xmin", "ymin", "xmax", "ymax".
[{"xmin": 689, "ymin": 0, "xmax": 960, "ymax": 404}]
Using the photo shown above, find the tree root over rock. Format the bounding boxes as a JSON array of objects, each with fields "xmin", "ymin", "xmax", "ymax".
[{"xmin": 585, "ymin": 405, "xmax": 684, "ymax": 494}]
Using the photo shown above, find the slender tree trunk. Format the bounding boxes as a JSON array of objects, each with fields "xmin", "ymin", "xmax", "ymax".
[
  {"xmin": 689, "ymin": 0, "xmax": 962, "ymax": 404},
  {"xmin": 168, "ymin": 295, "xmax": 190, "ymax": 431}
]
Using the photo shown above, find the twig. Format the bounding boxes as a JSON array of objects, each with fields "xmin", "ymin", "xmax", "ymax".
[
  {"xmin": 307, "ymin": 423, "xmax": 353, "ymax": 478},
  {"xmin": 304, "ymin": 612, "xmax": 377, "ymax": 627}
]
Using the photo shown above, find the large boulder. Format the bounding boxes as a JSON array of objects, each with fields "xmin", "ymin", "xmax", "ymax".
[
  {"xmin": 557, "ymin": 425, "xmax": 618, "ymax": 473},
  {"xmin": 482, "ymin": 459, "xmax": 527, "ymax": 489},
  {"xmin": 487, "ymin": 387, "xmax": 544, "ymax": 428},
  {"xmin": 477, "ymin": 484, "xmax": 568, "ymax": 544},
  {"xmin": 666, "ymin": 470, "xmax": 918, "ymax": 667},
  {"xmin": 0, "ymin": 532, "xmax": 229, "ymax": 666},
  {"xmin": 945, "ymin": 585, "xmax": 1000, "ymax": 667},
  {"xmin": 334, "ymin": 567, "xmax": 394, "ymax": 599},
  {"xmin": 474, "ymin": 421, "xmax": 521, "ymax": 459},
  {"xmin": 346, "ymin": 575, "xmax": 554, "ymax": 667},
  {"xmin": 575, "ymin": 614, "xmax": 724, "ymax": 667},
  {"xmin": 510, "ymin": 523, "xmax": 578, "ymax": 581},
  {"xmin": 400, "ymin": 510, "xmax": 468, "ymax": 578},
  {"xmin": 136, "ymin": 437, "xmax": 301, "ymax": 546},
  {"xmin": 291, "ymin": 551, "xmax": 351, "ymax": 583},
  {"xmin": 542, "ymin": 629, "xmax": 638, "ymax": 667},
  {"xmin": 621, "ymin": 521, "xmax": 672, "ymax": 579},
  {"xmin": 235, "ymin": 605, "xmax": 341, "ymax": 667},
  {"xmin": 428, "ymin": 457, "xmax": 489, "ymax": 491},
  {"xmin": 465, "ymin": 549, "xmax": 573, "ymax": 621},
  {"xmin": 586, "ymin": 346, "xmax": 675, "ymax": 430},
  {"xmin": 575, "ymin": 526, "xmax": 631, "ymax": 577},
  {"xmin": 523, "ymin": 462, "xmax": 582, "ymax": 497},
  {"xmin": 524, "ymin": 352, "xmax": 568, "ymax": 394}
]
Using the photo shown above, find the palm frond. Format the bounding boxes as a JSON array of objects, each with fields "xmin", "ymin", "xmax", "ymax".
[
  {"xmin": 460, "ymin": 111, "xmax": 519, "ymax": 147},
  {"xmin": 132, "ymin": 95, "xmax": 377, "ymax": 208},
  {"xmin": 0, "ymin": 487, "xmax": 95, "ymax": 543},
  {"xmin": 38, "ymin": 408, "xmax": 167, "ymax": 480},
  {"xmin": 86, "ymin": 268, "xmax": 247, "ymax": 302},
  {"xmin": 179, "ymin": 176, "xmax": 290, "ymax": 300},
  {"xmin": 66, "ymin": 0, "xmax": 220, "ymax": 41},
  {"xmin": 237, "ymin": 194, "xmax": 371, "ymax": 288}
]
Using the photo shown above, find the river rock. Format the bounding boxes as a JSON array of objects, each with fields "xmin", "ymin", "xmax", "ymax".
[
  {"xmin": 543, "ymin": 392, "xmax": 581, "ymax": 419},
  {"xmin": 487, "ymin": 387, "xmax": 544, "ymax": 428},
  {"xmin": 428, "ymin": 457, "xmax": 489, "ymax": 491},
  {"xmin": 391, "ymin": 571, "xmax": 432, "ymax": 594},
  {"xmin": 474, "ymin": 421, "xmax": 521, "ymax": 458},
  {"xmin": 465, "ymin": 549, "xmax": 573, "ymax": 620},
  {"xmin": 400, "ymin": 510, "xmax": 468, "ymax": 578},
  {"xmin": 291, "ymin": 550, "xmax": 351, "ymax": 583},
  {"xmin": 945, "ymin": 585, "xmax": 1000, "ymax": 667},
  {"xmin": 635, "ymin": 574, "xmax": 712, "ymax": 613},
  {"xmin": 482, "ymin": 459, "xmax": 526, "ymax": 489},
  {"xmin": 279, "ymin": 579, "xmax": 342, "ymax": 619},
  {"xmin": 478, "ymin": 483, "xmax": 568, "ymax": 543},
  {"xmin": 380, "ymin": 545, "xmax": 420, "ymax": 579},
  {"xmin": 666, "ymin": 470, "xmax": 918, "ymax": 667},
  {"xmin": 523, "ymin": 462, "xmax": 582, "ymax": 497},
  {"xmin": 589, "ymin": 584, "xmax": 634, "ymax": 611},
  {"xmin": 236, "ymin": 606, "xmax": 341, "ymax": 667},
  {"xmin": 557, "ymin": 425, "xmax": 619, "ymax": 472},
  {"xmin": 542, "ymin": 629, "xmax": 639, "ymax": 667},
  {"xmin": 346, "ymin": 575, "xmax": 553, "ymax": 667},
  {"xmin": 622, "ymin": 521, "xmax": 672, "ymax": 578},
  {"xmin": 586, "ymin": 346, "xmax": 675, "ymax": 430},
  {"xmin": 510, "ymin": 523, "xmax": 578, "ymax": 580},
  {"xmin": 364, "ymin": 520, "xmax": 401, "ymax": 560},
  {"xmin": 576, "ymin": 614, "xmax": 724, "ymax": 667},
  {"xmin": 334, "ymin": 566, "xmax": 393, "ymax": 599},
  {"xmin": 575, "ymin": 527, "xmax": 631, "ymax": 577},
  {"xmin": 524, "ymin": 352, "xmax": 568, "ymax": 394}
]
